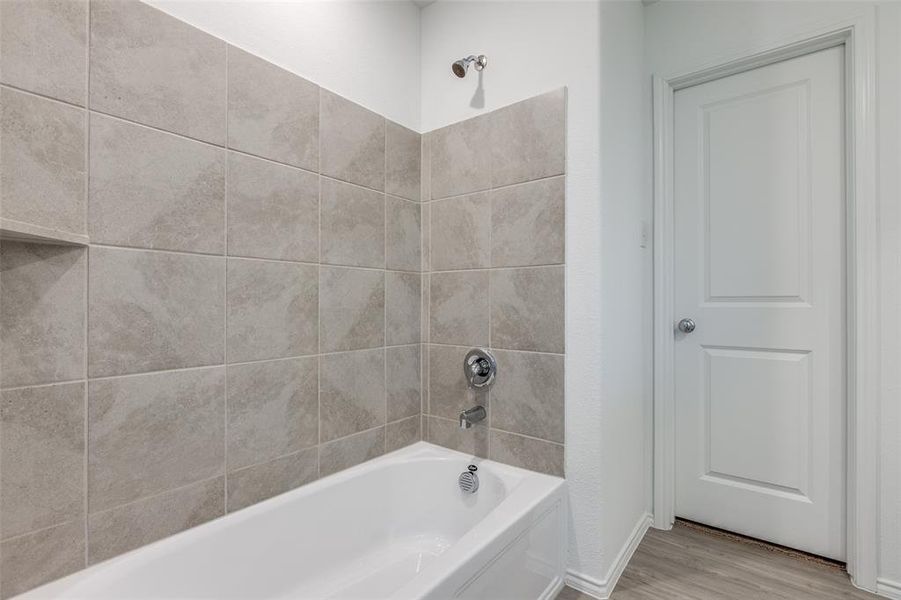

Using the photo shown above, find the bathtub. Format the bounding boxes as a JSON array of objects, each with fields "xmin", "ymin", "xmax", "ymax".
[{"xmin": 18, "ymin": 442, "xmax": 567, "ymax": 600}]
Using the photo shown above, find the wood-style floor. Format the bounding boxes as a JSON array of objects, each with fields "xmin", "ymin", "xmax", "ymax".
[{"xmin": 557, "ymin": 520, "xmax": 880, "ymax": 599}]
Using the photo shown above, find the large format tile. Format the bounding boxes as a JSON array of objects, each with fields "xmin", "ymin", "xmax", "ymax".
[
  {"xmin": 319, "ymin": 427, "xmax": 385, "ymax": 477},
  {"xmin": 227, "ymin": 153, "xmax": 318, "ymax": 262},
  {"xmin": 89, "ymin": 0, "xmax": 226, "ymax": 144},
  {"xmin": 429, "ymin": 271, "xmax": 489, "ymax": 347},
  {"xmin": 320, "ymin": 349, "xmax": 386, "ymax": 442},
  {"xmin": 386, "ymin": 272, "xmax": 420, "ymax": 346},
  {"xmin": 320, "ymin": 178, "xmax": 385, "ymax": 268},
  {"xmin": 0, "ymin": 87, "xmax": 85, "ymax": 235},
  {"xmin": 430, "ymin": 193, "xmax": 490, "ymax": 270},
  {"xmin": 490, "ymin": 267, "xmax": 564, "ymax": 353},
  {"xmin": 227, "ymin": 357, "xmax": 318, "ymax": 470},
  {"xmin": 386, "ymin": 196, "xmax": 421, "ymax": 272},
  {"xmin": 319, "ymin": 267, "xmax": 384, "ymax": 352},
  {"xmin": 386, "ymin": 121, "xmax": 421, "ymax": 201},
  {"xmin": 490, "ymin": 350, "xmax": 564, "ymax": 443},
  {"xmin": 489, "ymin": 429, "xmax": 563, "ymax": 477},
  {"xmin": 491, "ymin": 177, "xmax": 565, "ymax": 267},
  {"xmin": 227, "ymin": 47, "xmax": 318, "ymax": 170},
  {"xmin": 88, "ymin": 367, "xmax": 225, "ymax": 512},
  {"xmin": 490, "ymin": 88, "xmax": 566, "ymax": 187},
  {"xmin": 320, "ymin": 90, "xmax": 385, "ymax": 191},
  {"xmin": 0, "ymin": 243, "xmax": 85, "ymax": 388},
  {"xmin": 427, "ymin": 416, "xmax": 487, "ymax": 458},
  {"xmin": 387, "ymin": 345, "xmax": 420, "ymax": 422},
  {"xmin": 429, "ymin": 114, "xmax": 490, "ymax": 200},
  {"xmin": 226, "ymin": 260, "xmax": 318, "ymax": 363},
  {"xmin": 0, "ymin": 0, "xmax": 87, "ymax": 105},
  {"xmin": 0, "ymin": 383, "xmax": 84, "ymax": 540},
  {"xmin": 427, "ymin": 344, "xmax": 486, "ymax": 421},
  {"xmin": 88, "ymin": 477, "xmax": 224, "ymax": 564},
  {"xmin": 226, "ymin": 448, "xmax": 318, "ymax": 512},
  {"xmin": 89, "ymin": 114, "xmax": 225, "ymax": 253},
  {"xmin": 387, "ymin": 416, "xmax": 420, "ymax": 452},
  {"xmin": 0, "ymin": 521, "xmax": 84, "ymax": 599},
  {"xmin": 88, "ymin": 247, "xmax": 224, "ymax": 377}
]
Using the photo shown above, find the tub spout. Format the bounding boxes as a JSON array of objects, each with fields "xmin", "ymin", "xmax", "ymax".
[{"xmin": 459, "ymin": 405, "xmax": 487, "ymax": 429}]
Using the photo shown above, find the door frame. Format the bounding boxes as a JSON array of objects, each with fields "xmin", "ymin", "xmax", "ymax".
[{"xmin": 651, "ymin": 9, "xmax": 879, "ymax": 591}]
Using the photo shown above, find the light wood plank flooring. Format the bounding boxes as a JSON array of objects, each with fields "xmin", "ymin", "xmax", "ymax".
[{"xmin": 557, "ymin": 520, "xmax": 880, "ymax": 599}]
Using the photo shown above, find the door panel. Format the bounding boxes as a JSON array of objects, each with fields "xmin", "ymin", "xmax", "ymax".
[{"xmin": 674, "ymin": 46, "xmax": 845, "ymax": 560}]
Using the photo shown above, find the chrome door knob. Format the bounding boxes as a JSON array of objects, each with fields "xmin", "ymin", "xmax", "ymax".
[{"xmin": 677, "ymin": 318, "xmax": 696, "ymax": 333}]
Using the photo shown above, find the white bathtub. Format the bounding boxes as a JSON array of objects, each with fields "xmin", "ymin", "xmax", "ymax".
[{"xmin": 18, "ymin": 442, "xmax": 567, "ymax": 600}]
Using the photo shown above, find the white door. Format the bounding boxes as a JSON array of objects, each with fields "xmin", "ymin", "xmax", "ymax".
[{"xmin": 673, "ymin": 46, "xmax": 845, "ymax": 560}]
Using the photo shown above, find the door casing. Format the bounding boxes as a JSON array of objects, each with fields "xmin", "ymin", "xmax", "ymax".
[{"xmin": 651, "ymin": 9, "xmax": 879, "ymax": 592}]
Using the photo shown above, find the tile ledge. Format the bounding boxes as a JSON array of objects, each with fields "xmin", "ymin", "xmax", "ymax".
[{"xmin": 0, "ymin": 219, "xmax": 89, "ymax": 247}]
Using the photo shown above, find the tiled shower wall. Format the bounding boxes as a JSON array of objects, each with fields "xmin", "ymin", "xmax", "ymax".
[
  {"xmin": 0, "ymin": 0, "xmax": 422, "ymax": 596},
  {"xmin": 421, "ymin": 89, "xmax": 566, "ymax": 477}
]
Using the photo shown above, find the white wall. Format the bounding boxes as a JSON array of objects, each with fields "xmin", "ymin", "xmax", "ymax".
[
  {"xmin": 644, "ymin": 1, "xmax": 901, "ymax": 592},
  {"xmin": 143, "ymin": 0, "xmax": 422, "ymax": 130},
  {"xmin": 421, "ymin": 1, "xmax": 652, "ymax": 592}
]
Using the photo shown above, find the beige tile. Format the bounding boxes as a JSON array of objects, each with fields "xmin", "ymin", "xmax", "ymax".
[
  {"xmin": 429, "ymin": 114, "xmax": 491, "ymax": 200},
  {"xmin": 427, "ymin": 416, "xmax": 487, "ymax": 458},
  {"xmin": 227, "ymin": 153, "xmax": 318, "ymax": 262},
  {"xmin": 226, "ymin": 259, "xmax": 318, "ymax": 363},
  {"xmin": 88, "ymin": 368, "xmax": 224, "ymax": 513},
  {"xmin": 319, "ymin": 426, "xmax": 385, "ymax": 477},
  {"xmin": 0, "ymin": 0, "xmax": 87, "ymax": 105},
  {"xmin": 226, "ymin": 448, "xmax": 318, "ymax": 512},
  {"xmin": 490, "ymin": 350, "xmax": 564, "ymax": 443},
  {"xmin": 427, "ymin": 344, "xmax": 486, "ymax": 420},
  {"xmin": 319, "ymin": 267, "xmax": 384, "ymax": 352},
  {"xmin": 386, "ymin": 121, "xmax": 421, "ymax": 201},
  {"xmin": 89, "ymin": 0, "xmax": 226, "ymax": 144},
  {"xmin": 421, "ymin": 202, "xmax": 431, "ymax": 272},
  {"xmin": 489, "ymin": 429, "xmax": 564, "ymax": 477},
  {"xmin": 0, "ymin": 243, "xmax": 85, "ymax": 388},
  {"xmin": 386, "ymin": 196, "xmax": 421, "ymax": 272},
  {"xmin": 320, "ymin": 349, "xmax": 385, "ymax": 442},
  {"xmin": 320, "ymin": 90, "xmax": 385, "ymax": 191},
  {"xmin": 0, "ymin": 520, "xmax": 84, "ymax": 598},
  {"xmin": 89, "ymin": 114, "xmax": 225, "ymax": 253},
  {"xmin": 88, "ymin": 477, "xmax": 224, "ymax": 564},
  {"xmin": 420, "ymin": 133, "xmax": 431, "ymax": 202},
  {"xmin": 420, "ymin": 274, "xmax": 430, "ymax": 343},
  {"xmin": 88, "ymin": 247, "xmax": 224, "ymax": 377},
  {"xmin": 0, "ymin": 87, "xmax": 85, "ymax": 235},
  {"xmin": 227, "ymin": 358, "xmax": 318, "ymax": 470},
  {"xmin": 386, "ymin": 272, "xmax": 421, "ymax": 346},
  {"xmin": 387, "ymin": 416, "xmax": 421, "ymax": 452},
  {"xmin": 429, "ymin": 271, "xmax": 489, "ymax": 347},
  {"xmin": 421, "ymin": 343, "xmax": 429, "ymax": 414},
  {"xmin": 320, "ymin": 178, "xmax": 385, "ymax": 268},
  {"xmin": 491, "ymin": 177, "xmax": 565, "ymax": 267},
  {"xmin": 430, "ymin": 193, "xmax": 490, "ymax": 270},
  {"xmin": 227, "ymin": 47, "xmax": 318, "ymax": 170},
  {"xmin": 0, "ymin": 383, "xmax": 84, "ymax": 540},
  {"xmin": 491, "ymin": 267, "xmax": 564, "ymax": 353},
  {"xmin": 490, "ymin": 88, "xmax": 565, "ymax": 187},
  {"xmin": 387, "ymin": 345, "xmax": 421, "ymax": 422}
]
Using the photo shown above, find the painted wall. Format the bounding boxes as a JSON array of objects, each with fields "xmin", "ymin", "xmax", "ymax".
[
  {"xmin": 644, "ymin": 0, "xmax": 901, "ymax": 591},
  {"xmin": 421, "ymin": 0, "xmax": 653, "ymax": 592},
  {"xmin": 144, "ymin": 0, "xmax": 422, "ymax": 131}
]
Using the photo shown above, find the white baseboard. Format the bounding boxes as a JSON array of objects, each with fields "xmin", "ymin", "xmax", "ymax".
[
  {"xmin": 564, "ymin": 513, "xmax": 652, "ymax": 599},
  {"xmin": 877, "ymin": 578, "xmax": 901, "ymax": 599}
]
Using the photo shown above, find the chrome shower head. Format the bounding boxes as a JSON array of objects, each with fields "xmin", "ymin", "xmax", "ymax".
[{"xmin": 452, "ymin": 55, "xmax": 488, "ymax": 78}]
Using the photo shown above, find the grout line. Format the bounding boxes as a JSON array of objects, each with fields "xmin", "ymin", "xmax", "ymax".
[
  {"xmin": 82, "ymin": 2, "xmax": 92, "ymax": 567},
  {"xmin": 424, "ymin": 341, "xmax": 564, "ymax": 357},
  {"xmin": 0, "ymin": 82, "xmax": 86, "ymax": 110},
  {"xmin": 226, "ymin": 445, "xmax": 318, "ymax": 477},
  {"xmin": 317, "ymin": 88, "xmax": 322, "ymax": 479},
  {"xmin": 223, "ymin": 45, "xmax": 230, "ymax": 509},
  {"xmin": 428, "ymin": 263, "xmax": 564, "ymax": 275},
  {"xmin": 426, "ymin": 173, "xmax": 565, "ymax": 204}
]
